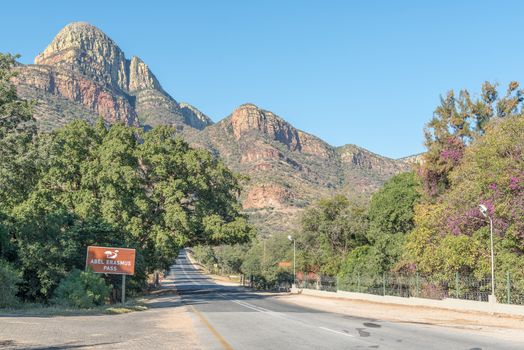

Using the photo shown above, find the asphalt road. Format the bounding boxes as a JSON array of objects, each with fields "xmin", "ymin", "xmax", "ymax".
[{"xmin": 176, "ymin": 249, "xmax": 523, "ymax": 350}]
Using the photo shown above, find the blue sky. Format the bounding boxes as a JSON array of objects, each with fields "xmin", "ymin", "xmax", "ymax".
[{"xmin": 1, "ymin": 0, "xmax": 523, "ymax": 158}]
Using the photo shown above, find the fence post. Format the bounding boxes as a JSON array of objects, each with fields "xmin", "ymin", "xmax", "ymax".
[
  {"xmin": 506, "ymin": 271, "xmax": 511, "ymax": 304},
  {"xmin": 455, "ymin": 271, "xmax": 460, "ymax": 299},
  {"xmin": 357, "ymin": 273, "xmax": 361, "ymax": 293},
  {"xmin": 416, "ymin": 272, "xmax": 420, "ymax": 297},
  {"xmin": 382, "ymin": 272, "xmax": 386, "ymax": 296}
]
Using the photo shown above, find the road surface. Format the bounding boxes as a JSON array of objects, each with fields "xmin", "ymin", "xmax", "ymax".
[{"xmin": 176, "ymin": 249, "xmax": 523, "ymax": 350}]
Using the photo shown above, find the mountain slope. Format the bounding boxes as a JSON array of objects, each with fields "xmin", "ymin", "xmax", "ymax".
[
  {"xmin": 14, "ymin": 22, "xmax": 213, "ymax": 130},
  {"xmin": 185, "ymin": 104, "xmax": 412, "ymax": 234},
  {"xmin": 11, "ymin": 22, "xmax": 413, "ymax": 235}
]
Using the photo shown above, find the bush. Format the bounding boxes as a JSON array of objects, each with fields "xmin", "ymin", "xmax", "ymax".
[
  {"xmin": 52, "ymin": 269, "xmax": 111, "ymax": 308},
  {"xmin": 0, "ymin": 260, "xmax": 20, "ymax": 307}
]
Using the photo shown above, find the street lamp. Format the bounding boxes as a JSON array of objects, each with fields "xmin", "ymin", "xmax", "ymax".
[
  {"xmin": 479, "ymin": 204, "xmax": 496, "ymax": 303},
  {"xmin": 287, "ymin": 235, "xmax": 296, "ymax": 286}
]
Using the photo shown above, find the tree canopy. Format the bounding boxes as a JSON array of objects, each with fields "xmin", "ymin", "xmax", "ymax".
[
  {"xmin": 404, "ymin": 115, "xmax": 524, "ymax": 281},
  {"xmin": 0, "ymin": 54, "xmax": 253, "ymax": 301},
  {"xmin": 420, "ymin": 82, "xmax": 523, "ymax": 197}
]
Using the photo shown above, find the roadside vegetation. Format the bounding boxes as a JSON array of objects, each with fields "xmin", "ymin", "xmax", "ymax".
[
  {"xmin": 194, "ymin": 82, "xmax": 524, "ymax": 302},
  {"xmin": 2, "ymin": 48, "xmax": 522, "ymax": 308},
  {"xmin": 0, "ymin": 53, "xmax": 253, "ymax": 310}
]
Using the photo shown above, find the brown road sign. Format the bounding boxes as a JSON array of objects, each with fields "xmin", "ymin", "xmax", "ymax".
[
  {"xmin": 278, "ymin": 261, "xmax": 291, "ymax": 268},
  {"xmin": 86, "ymin": 246, "xmax": 136, "ymax": 275}
]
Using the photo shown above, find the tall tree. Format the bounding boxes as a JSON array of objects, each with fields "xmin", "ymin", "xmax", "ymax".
[
  {"xmin": 298, "ymin": 195, "xmax": 369, "ymax": 275},
  {"xmin": 420, "ymin": 82, "xmax": 523, "ymax": 197},
  {"xmin": 404, "ymin": 115, "xmax": 524, "ymax": 282},
  {"xmin": 10, "ymin": 120, "xmax": 253, "ymax": 300},
  {"xmin": 0, "ymin": 53, "xmax": 35, "ymax": 259}
]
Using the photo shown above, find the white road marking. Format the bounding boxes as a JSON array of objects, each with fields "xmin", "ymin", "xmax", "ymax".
[
  {"xmin": 318, "ymin": 326, "xmax": 355, "ymax": 338},
  {"xmin": 179, "ymin": 258, "xmax": 199, "ymax": 285},
  {"xmin": 178, "ymin": 252, "xmax": 365, "ymax": 344}
]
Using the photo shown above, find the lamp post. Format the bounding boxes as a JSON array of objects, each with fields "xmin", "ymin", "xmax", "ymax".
[
  {"xmin": 479, "ymin": 204, "xmax": 496, "ymax": 303},
  {"xmin": 287, "ymin": 235, "xmax": 296, "ymax": 286}
]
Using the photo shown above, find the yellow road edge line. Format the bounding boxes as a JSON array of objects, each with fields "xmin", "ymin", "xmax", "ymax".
[{"xmin": 190, "ymin": 304, "xmax": 233, "ymax": 350}]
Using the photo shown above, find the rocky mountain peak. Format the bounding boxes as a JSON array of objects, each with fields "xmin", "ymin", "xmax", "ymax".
[
  {"xmin": 35, "ymin": 22, "xmax": 127, "ymax": 90},
  {"xmin": 17, "ymin": 22, "xmax": 214, "ymax": 130},
  {"xmin": 127, "ymin": 56, "xmax": 161, "ymax": 92},
  {"xmin": 228, "ymin": 103, "xmax": 301, "ymax": 151},
  {"xmin": 179, "ymin": 102, "xmax": 214, "ymax": 129}
]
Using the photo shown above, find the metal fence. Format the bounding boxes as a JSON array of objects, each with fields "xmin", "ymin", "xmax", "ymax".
[{"xmin": 296, "ymin": 271, "xmax": 524, "ymax": 305}]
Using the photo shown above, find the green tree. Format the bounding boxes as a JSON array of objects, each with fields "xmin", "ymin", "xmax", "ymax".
[
  {"xmin": 52, "ymin": 269, "xmax": 112, "ymax": 308},
  {"xmin": 0, "ymin": 54, "xmax": 35, "ymax": 261},
  {"xmin": 240, "ymin": 233, "xmax": 294, "ymax": 288},
  {"xmin": 368, "ymin": 172, "xmax": 421, "ymax": 236},
  {"xmin": 297, "ymin": 195, "xmax": 369, "ymax": 275},
  {"xmin": 0, "ymin": 53, "xmax": 35, "ymax": 209},
  {"xmin": 8, "ymin": 120, "xmax": 252, "ymax": 301},
  {"xmin": 404, "ymin": 115, "xmax": 524, "ymax": 284},
  {"xmin": 0, "ymin": 260, "xmax": 20, "ymax": 307},
  {"xmin": 420, "ymin": 82, "xmax": 523, "ymax": 197},
  {"xmin": 0, "ymin": 53, "xmax": 34, "ymax": 138}
]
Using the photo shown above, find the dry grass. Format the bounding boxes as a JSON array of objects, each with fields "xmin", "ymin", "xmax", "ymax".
[{"xmin": 0, "ymin": 299, "xmax": 148, "ymax": 317}]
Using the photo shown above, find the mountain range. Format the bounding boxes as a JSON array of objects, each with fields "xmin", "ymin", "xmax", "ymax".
[{"xmin": 12, "ymin": 22, "xmax": 416, "ymax": 235}]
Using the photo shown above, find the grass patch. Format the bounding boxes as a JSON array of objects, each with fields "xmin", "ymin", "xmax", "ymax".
[
  {"xmin": 105, "ymin": 305, "xmax": 148, "ymax": 314},
  {"xmin": 0, "ymin": 300, "xmax": 148, "ymax": 317}
]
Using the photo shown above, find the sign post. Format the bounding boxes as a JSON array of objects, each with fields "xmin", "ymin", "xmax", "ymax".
[
  {"xmin": 122, "ymin": 275, "xmax": 126, "ymax": 305},
  {"xmin": 86, "ymin": 246, "xmax": 136, "ymax": 305}
]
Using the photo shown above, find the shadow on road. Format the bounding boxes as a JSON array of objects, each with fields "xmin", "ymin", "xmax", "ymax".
[
  {"xmin": 172, "ymin": 257, "xmax": 326, "ymax": 315},
  {"xmin": 0, "ymin": 340, "xmax": 120, "ymax": 350}
]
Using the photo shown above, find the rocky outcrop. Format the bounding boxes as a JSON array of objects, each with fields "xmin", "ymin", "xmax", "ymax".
[
  {"xmin": 127, "ymin": 56, "xmax": 161, "ymax": 92},
  {"xmin": 229, "ymin": 104, "xmax": 302, "ymax": 151},
  {"xmin": 180, "ymin": 102, "xmax": 214, "ymax": 130},
  {"xmin": 337, "ymin": 144, "xmax": 411, "ymax": 176},
  {"xmin": 35, "ymin": 22, "xmax": 128, "ymax": 90},
  {"xmin": 398, "ymin": 153, "xmax": 425, "ymax": 165},
  {"xmin": 16, "ymin": 22, "xmax": 213, "ymax": 130},
  {"xmin": 240, "ymin": 144, "xmax": 284, "ymax": 163},
  {"xmin": 228, "ymin": 104, "xmax": 332, "ymax": 158},
  {"xmin": 244, "ymin": 184, "xmax": 294, "ymax": 209}
]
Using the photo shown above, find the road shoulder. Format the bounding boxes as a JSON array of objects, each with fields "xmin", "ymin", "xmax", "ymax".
[
  {"xmin": 0, "ymin": 273, "xmax": 202, "ymax": 349},
  {"xmin": 273, "ymin": 293, "xmax": 524, "ymax": 342}
]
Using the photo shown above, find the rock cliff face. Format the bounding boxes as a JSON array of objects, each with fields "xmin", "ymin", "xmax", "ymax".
[
  {"xmin": 180, "ymin": 102, "xmax": 214, "ymax": 130},
  {"xmin": 229, "ymin": 104, "xmax": 302, "ymax": 151},
  {"xmin": 15, "ymin": 22, "xmax": 213, "ymax": 130},
  {"xmin": 14, "ymin": 64, "xmax": 138, "ymax": 128},
  {"xmin": 34, "ymin": 22, "xmax": 128, "ymax": 90},
  {"xmin": 398, "ymin": 153, "xmax": 425, "ymax": 166}
]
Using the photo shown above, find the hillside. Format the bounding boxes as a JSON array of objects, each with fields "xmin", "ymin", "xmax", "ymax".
[
  {"xmin": 11, "ymin": 22, "xmax": 414, "ymax": 235},
  {"xmin": 185, "ymin": 103, "xmax": 412, "ymax": 234},
  {"xmin": 13, "ymin": 22, "xmax": 213, "ymax": 131}
]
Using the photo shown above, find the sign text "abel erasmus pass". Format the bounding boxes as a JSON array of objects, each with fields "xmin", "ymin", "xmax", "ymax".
[{"xmin": 86, "ymin": 246, "xmax": 136, "ymax": 275}]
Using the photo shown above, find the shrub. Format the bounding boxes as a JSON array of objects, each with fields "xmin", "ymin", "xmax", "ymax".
[
  {"xmin": 52, "ymin": 269, "xmax": 111, "ymax": 308},
  {"xmin": 0, "ymin": 260, "xmax": 20, "ymax": 307}
]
